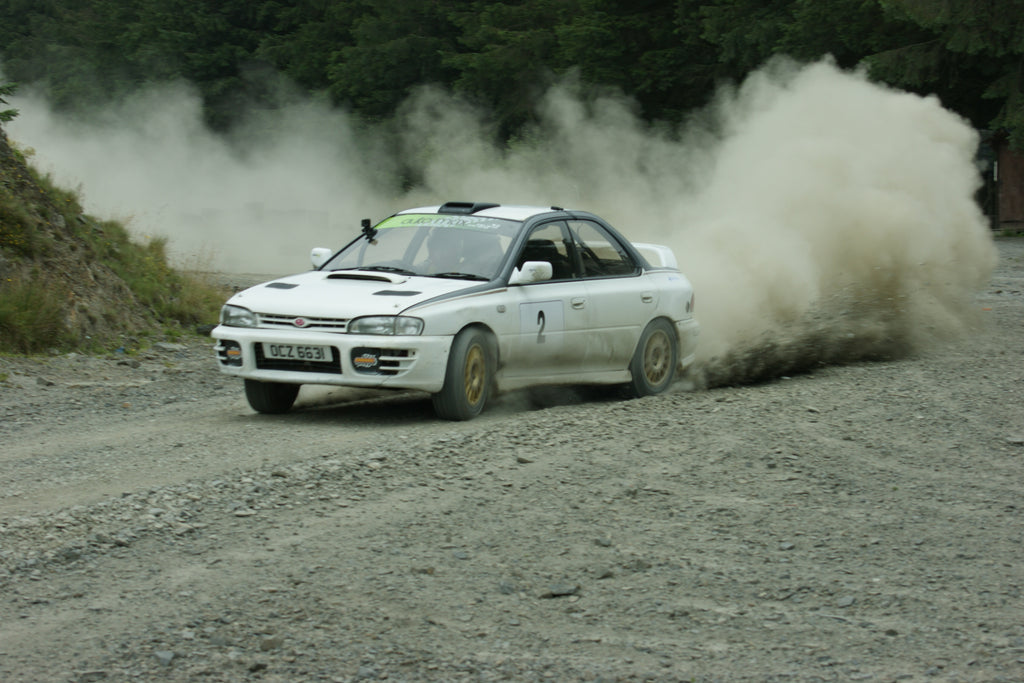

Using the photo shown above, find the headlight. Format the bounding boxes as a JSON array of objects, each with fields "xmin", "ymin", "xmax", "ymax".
[
  {"xmin": 220, "ymin": 304, "xmax": 258, "ymax": 328},
  {"xmin": 348, "ymin": 316, "xmax": 424, "ymax": 335}
]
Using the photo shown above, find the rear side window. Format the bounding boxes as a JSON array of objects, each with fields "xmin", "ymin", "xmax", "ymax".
[{"xmin": 567, "ymin": 220, "xmax": 639, "ymax": 278}]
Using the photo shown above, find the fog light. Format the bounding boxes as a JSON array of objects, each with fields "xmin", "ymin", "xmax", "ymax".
[
  {"xmin": 352, "ymin": 348, "xmax": 381, "ymax": 373},
  {"xmin": 218, "ymin": 340, "xmax": 243, "ymax": 366}
]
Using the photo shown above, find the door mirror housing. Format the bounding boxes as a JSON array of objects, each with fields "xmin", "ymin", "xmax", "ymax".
[
  {"xmin": 509, "ymin": 261, "xmax": 553, "ymax": 284},
  {"xmin": 310, "ymin": 247, "xmax": 333, "ymax": 269}
]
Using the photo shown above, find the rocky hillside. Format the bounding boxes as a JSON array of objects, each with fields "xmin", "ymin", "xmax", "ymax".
[{"xmin": 0, "ymin": 128, "xmax": 222, "ymax": 353}]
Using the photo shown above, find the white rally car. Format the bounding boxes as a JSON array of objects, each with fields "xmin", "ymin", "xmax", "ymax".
[{"xmin": 212, "ymin": 202, "xmax": 699, "ymax": 420}]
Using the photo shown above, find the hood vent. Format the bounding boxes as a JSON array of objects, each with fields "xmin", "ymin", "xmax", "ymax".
[
  {"xmin": 265, "ymin": 282, "xmax": 298, "ymax": 289},
  {"xmin": 374, "ymin": 289, "xmax": 421, "ymax": 296},
  {"xmin": 326, "ymin": 272, "xmax": 394, "ymax": 283},
  {"xmin": 438, "ymin": 201, "xmax": 500, "ymax": 215}
]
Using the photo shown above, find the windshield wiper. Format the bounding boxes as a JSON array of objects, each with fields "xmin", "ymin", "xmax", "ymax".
[{"xmin": 429, "ymin": 272, "xmax": 490, "ymax": 281}]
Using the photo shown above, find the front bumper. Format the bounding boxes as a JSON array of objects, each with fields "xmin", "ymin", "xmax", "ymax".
[{"xmin": 211, "ymin": 325, "xmax": 452, "ymax": 393}]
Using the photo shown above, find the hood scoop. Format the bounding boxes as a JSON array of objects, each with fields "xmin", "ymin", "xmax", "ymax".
[{"xmin": 326, "ymin": 272, "xmax": 400, "ymax": 283}]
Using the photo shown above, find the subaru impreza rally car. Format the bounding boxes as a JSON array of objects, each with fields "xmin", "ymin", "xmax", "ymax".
[{"xmin": 212, "ymin": 201, "xmax": 699, "ymax": 420}]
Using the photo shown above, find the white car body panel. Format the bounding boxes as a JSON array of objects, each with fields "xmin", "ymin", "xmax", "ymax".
[{"xmin": 226, "ymin": 270, "xmax": 473, "ymax": 320}]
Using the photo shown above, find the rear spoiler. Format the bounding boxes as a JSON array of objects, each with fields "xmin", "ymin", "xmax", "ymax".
[{"xmin": 633, "ymin": 243, "xmax": 678, "ymax": 269}]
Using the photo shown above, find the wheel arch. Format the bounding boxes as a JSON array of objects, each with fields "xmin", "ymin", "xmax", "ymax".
[
  {"xmin": 644, "ymin": 314, "xmax": 680, "ymax": 348},
  {"xmin": 454, "ymin": 321, "xmax": 501, "ymax": 366}
]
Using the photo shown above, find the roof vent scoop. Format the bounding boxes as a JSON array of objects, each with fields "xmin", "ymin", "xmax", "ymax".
[{"xmin": 438, "ymin": 201, "xmax": 500, "ymax": 215}]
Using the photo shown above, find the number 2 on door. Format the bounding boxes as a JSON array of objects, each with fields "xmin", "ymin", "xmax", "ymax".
[{"xmin": 519, "ymin": 301, "xmax": 564, "ymax": 347}]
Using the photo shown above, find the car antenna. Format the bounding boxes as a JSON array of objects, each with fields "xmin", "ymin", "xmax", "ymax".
[{"xmin": 361, "ymin": 218, "xmax": 377, "ymax": 244}]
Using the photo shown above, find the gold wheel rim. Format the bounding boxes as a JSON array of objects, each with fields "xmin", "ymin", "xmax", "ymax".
[
  {"xmin": 464, "ymin": 343, "xmax": 486, "ymax": 406},
  {"xmin": 644, "ymin": 330, "xmax": 671, "ymax": 386}
]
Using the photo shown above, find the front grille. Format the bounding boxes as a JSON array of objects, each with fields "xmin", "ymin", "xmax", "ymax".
[
  {"xmin": 255, "ymin": 345, "xmax": 342, "ymax": 374},
  {"xmin": 257, "ymin": 313, "xmax": 349, "ymax": 332}
]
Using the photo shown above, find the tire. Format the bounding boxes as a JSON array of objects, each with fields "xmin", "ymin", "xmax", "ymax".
[
  {"xmin": 244, "ymin": 379, "xmax": 300, "ymax": 414},
  {"xmin": 432, "ymin": 327, "xmax": 495, "ymax": 421},
  {"xmin": 627, "ymin": 318, "xmax": 678, "ymax": 397}
]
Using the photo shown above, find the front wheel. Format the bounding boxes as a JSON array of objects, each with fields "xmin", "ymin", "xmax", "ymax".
[
  {"xmin": 244, "ymin": 379, "xmax": 300, "ymax": 414},
  {"xmin": 627, "ymin": 318, "xmax": 678, "ymax": 397},
  {"xmin": 432, "ymin": 328, "xmax": 495, "ymax": 421}
]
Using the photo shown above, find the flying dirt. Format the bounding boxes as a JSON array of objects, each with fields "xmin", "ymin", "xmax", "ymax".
[
  {"xmin": 7, "ymin": 58, "xmax": 997, "ymax": 386},
  {"xmin": 668, "ymin": 60, "xmax": 997, "ymax": 384}
]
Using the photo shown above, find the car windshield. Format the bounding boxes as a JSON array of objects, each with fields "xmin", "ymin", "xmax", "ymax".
[{"xmin": 322, "ymin": 213, "xmax": 521, "ymax": 280}]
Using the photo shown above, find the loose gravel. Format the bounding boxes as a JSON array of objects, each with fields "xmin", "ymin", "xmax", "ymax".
[{"xmin": 1, "ymin": 239, "xmax": 1022, "ymax": 682}]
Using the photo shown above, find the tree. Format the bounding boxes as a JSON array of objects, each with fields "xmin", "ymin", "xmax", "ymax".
[
  {"xmin": 255, "ymin": 0, "xmax": 358, "ymax": 93},
  {"xmin": 326, "ymin": 0, "xmax": 459, "ymax": 118},
  {"xmin": 778, "ymin": 0, "xmax": 915, "ymax": 68},
  {"xmin": 868, "ymin": 0, "xmax": 1024, "ymax": 149},
  {"xmin": 696, "ymin": 0, "xmax": 793, "ymax": 80},
  {"xmin": 0, "ymin": 82, "xmax": 18, "ymax": 124},
  {"xmin": 125, "ymin": 0, "xmax": 276, "ymax": 129},
  {"xmin": 555, "ymin": 0, "xmax": 719, "ymax": 122},
  {"xmin": 0, "ymin": 0, "xmax": 1021, "ymax": 148},
  {"xmin": 444, "ymin": 0, "xmax": 571, "ymax": 134}
]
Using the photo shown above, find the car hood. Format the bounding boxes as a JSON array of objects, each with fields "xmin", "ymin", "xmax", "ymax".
[{"xmin": 226, "ymin": 269, "xmax": 484, "ymax": 318}]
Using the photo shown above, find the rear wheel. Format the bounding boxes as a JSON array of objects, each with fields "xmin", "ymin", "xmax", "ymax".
[
  {"xmin": 627, "ymin": 318, "xmax": 677, "ymax": 397},
  {"xmin": 432, "ymin": 328, "xmax": 495, "ymax": 421},
  {"xmin": 244, "ymin": 379, "xmax": 300, "ymax": 414}
]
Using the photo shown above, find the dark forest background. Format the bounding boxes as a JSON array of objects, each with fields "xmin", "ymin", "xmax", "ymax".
[{"xmin": 1, "ymin": 0, "xmax": 1022, "ymax": 148}]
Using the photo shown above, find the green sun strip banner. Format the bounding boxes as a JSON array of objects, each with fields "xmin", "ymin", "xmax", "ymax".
[{"xmin": 376, "ymin": 214, "xmax": 514, "ymax": 233}]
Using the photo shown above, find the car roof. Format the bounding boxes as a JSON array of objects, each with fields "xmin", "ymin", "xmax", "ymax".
[{"xmin": 397, "ymin": 203, "xmax": 566, "ymax": 223}]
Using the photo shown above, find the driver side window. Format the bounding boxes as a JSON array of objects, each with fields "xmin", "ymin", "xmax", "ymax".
[{"xmin": 516, "ymin": 222, "xmax": 576, "ymax": 280}]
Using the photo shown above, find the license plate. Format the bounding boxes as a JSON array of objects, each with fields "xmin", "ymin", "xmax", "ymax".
[{"xmin": 262, "ymin": 343, "xmax": 331, "ymax": 361}]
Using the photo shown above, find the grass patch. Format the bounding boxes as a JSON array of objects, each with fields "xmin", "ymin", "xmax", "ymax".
[
  {"xmin": 0, "ymin": 187, "xmax": 43, "ymax": 256},
  {"xmin": 0, "ymin": 136, "xmax": 227, "ymax": 354},
  {"xmin": 0, "ymin": 163, "xmax": 50, "ymax": 258},
  {"xmin": 79, "ymin": 224, "xmax": 225, "ymax": 327},
  {"xmin": 0, "ymin": 271, "xmax": 73, "ymax": 353}
]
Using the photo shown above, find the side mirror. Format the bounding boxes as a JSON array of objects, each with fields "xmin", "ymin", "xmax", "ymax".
[
  {"xmin": 509, "ymin": 261, "xmax": 553, "ymax": 285},
  {"xmin": 310, "ymin": 247, "xmax": 333, "ymax": 269}
]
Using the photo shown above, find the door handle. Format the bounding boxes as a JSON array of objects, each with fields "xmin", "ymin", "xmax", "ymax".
[
  {"xmin": 641, "ymin": 292, "xmax": 654, "ymax": 303},
  {"xmin": 571, "ymin": 297, "xmax": 586, "ymax": 309}
]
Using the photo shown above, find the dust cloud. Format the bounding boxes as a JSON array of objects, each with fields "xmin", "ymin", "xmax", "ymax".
[
  {"xmin": 669, "ymin": 60, "xmax": 998, "ymax": 384},
  {"xmin": 6, "ymin": 58, "xmax": 997, "ymax": 385},
  {"xmin": 7, "ymin": 81, "xmax": 398, "ymax": 273}
]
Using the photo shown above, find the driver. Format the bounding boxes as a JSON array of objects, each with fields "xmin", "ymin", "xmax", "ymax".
[
  {"xmin": 423, "ymin": 229, "xmax": 463, "ymax": 274},
  {"xmin": 421, "ymin": 228, "xmax": 503, "ymax": 278}
]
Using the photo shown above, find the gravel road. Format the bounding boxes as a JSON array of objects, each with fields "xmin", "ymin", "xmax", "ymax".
[{"xmin": 1, "ymin": 239, "xmax": 1023, "ymax": 683}]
